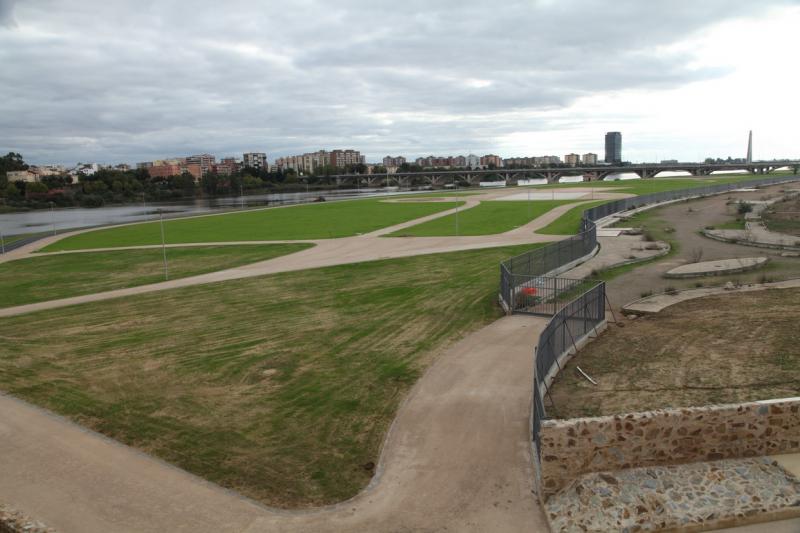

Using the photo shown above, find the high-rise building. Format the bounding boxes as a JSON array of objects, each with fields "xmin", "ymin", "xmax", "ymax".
[
  {"xmin": 564, "ymin": 153, "xmax": 581, "ymax": 166},
  {"xmin": 330, "ymin": 149, "xmax": 364, "ymax": 169},
  {"xmin": 185, "ymin": 154, "xmax": 216, "ymax": 176},
  {"xmin": 382, "ymin": 156, "xmax": 406, "ymax": 167},
  {"xmin": 604, "ymin": 132, "xmax": 622, "ymax": 164},
  {"xmin": 243, "ymin": 152, "xmax": 267, "ymax": 171},
  {"xmin": 582, "ymin": 153, "xmax": 598, "ymax": 165},
  {"xmin": 480, "ymin": 154, "xmax": 503, "ymax": 168}
]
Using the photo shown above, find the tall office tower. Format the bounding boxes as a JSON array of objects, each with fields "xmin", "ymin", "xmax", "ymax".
[
  {"xmin": 746, "ymin": 130, "xmax": 753, "ymax": 163},
  {"xmin": 604, "ymin": 132, "xmax": 622, "ymax": 164}
]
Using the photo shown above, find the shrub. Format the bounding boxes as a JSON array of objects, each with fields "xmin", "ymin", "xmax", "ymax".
[
  {"xmin": 664, "ymin": 286, "xmax": 678, "ymax": 295},
  {"xmin": 737, "ymin": 201, "xmax": 753, "ymax": 215}
]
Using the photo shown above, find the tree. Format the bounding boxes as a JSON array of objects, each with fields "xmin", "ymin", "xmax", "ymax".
[
  {"xmin": 0, "ymin": 152, "xmax": 28, "ymax": 175},
  {"xmin": 3, "ymin": 182, "xmax": 22, "ymax": 200}
]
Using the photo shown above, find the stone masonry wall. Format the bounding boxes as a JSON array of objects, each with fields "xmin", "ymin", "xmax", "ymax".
[{"xmin": 538, "ymin": 397, "xmax": 800, "ymax": 500}]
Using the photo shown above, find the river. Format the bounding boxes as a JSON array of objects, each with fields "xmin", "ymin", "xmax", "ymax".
[{"xmin": 0, "ymin": 187, "xmax": 407, "ymax": 237}]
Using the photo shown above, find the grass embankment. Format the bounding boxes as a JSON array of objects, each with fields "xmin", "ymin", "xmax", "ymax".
[
  {"xmin": 0, "ymin": 244, "xmax": 312, "ymax": 308},
  {"xmin": 548, "ymin": 288, "xmax": 800, "ymax": 418},
  {"xmin": 762, "ymin": 196, "xmax": 800, "ymax": 237},
  {"xmin": 0, "ymin": 243, "xmax": 542, "ymax": 507},
  {"xmin": 1, "ymin": 232, "xmax": 45, "ymax": 247},
  {"xmin": 526, "ymin": 175, "xmax": 780, "ymax": 237},
  {"xmin": 536, "ymin": 200, "xmax": 609, "ymax": 235},
  {"xmin": 42, "ymin": 199, "xmax": 464, "ymax": 251},
  {"xmin": 389, "ymin": 200, "xmax": 574, "ymax": 236},
  {"xmin": 533, "ymin": 173, "xmax": 780, "ymax": 196}
]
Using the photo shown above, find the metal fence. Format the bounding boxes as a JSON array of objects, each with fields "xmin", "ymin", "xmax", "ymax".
[
  {"xmin": 499, "ymin": 173, "xmax": 800, "ymax": 490},
  {"xmin": 499, "ymin": 173, "xmax": 800, "ymax": 312},
  {"xmin": 531, "ymin": 280, "xmax": 606, "ymax": 462}
]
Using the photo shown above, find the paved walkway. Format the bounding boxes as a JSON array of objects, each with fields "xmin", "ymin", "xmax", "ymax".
[{"xmin": 0, "ymin": 315, "xmax": 550, "ymax": 533}]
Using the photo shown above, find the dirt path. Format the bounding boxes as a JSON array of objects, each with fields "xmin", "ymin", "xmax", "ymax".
[
  {"xmin": 605, "ymin": 184, "xmax": 800, "ymax": 309},
  {"xmin": 0, "ymin": 315, "xmax": 550, "ymax": 533}
]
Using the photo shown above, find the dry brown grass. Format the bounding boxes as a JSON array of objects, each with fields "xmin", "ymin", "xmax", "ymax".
[{"xmin": 548, "ymin": 288, "xmax": 800, "ymax": 418}]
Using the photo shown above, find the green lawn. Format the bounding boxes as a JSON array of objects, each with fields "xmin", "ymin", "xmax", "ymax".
[
  {"xmin": 42, "ymin": 199, "xmax": 463, "ymax": 251},
  {"xmin": 388, "ymin": 200, "xmax": 574, "ymax": 236},
  {"xmin": 0, "ymin": 244, "xmax": 311, "ymax": 308},
  {"xmin": 536, "ymin": 200, "xmax": 609, "ymax": 235},
  {"xmin": 527, "ymin": 173, "xmax": 777, "ymax": 195},
  {"xmin": 0, "ymin": 243, "xmax": 542, "ymax": 508}
]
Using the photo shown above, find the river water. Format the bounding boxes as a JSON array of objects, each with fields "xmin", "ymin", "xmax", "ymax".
[{"xmin": 0, "ymin": 187, "xmax": 406, "ymax": 237}]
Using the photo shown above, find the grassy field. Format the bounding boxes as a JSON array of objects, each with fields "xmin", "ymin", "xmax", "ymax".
[
  {"xmin": 535, "ymin": 200, "xmax": 609, "ymax": 235},
  {"xmin": 42, "ymin": 198, "xmax": 463, "ymax": 251},
  {"xmin": 548, "ymin": 288, "xmax": 800, "ymax": 418},
  {"xmin": 388, "ymin": 200, "xmax": 574, "ymax": 236},
  {"xmin": 0, "ymin": 244, "xmax": 312, "ymax": 308},
  {"xmin": 763, "ymin": 196, "xmax": 800, "ymax": 237},
  {"xmin": 0, "ymin": 243, "xmax": 542, "ymax": 507},
  {"xmin": 528, "ymin": 173, "xmax": 777, "ymax": 195}
]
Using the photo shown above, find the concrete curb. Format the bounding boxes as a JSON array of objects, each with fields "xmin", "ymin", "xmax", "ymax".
[{"xmin": 622, "ymin": 278, "xmax": 800, "ymax": 315}]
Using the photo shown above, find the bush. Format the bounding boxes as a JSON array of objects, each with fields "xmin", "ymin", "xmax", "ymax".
[
  {"xmin": 79, "ymin": 194, "xmax": 104, "ymax": 208},
  {"xmin": 664, "ymin": 286, "xmax": 678, "ymax": 295},
  {"xmin": 737, "ymin": 201, "xmax": 753, "ymax": 215}
]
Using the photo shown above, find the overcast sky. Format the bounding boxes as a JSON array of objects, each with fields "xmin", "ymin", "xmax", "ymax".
[{"xmin": 1, "ymin": 0, "xmax": 799, "ymax": 166}]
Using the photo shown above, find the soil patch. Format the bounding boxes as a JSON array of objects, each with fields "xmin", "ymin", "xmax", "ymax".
[
  {"xmin": 548, "ymin": 288, "xmax": 800, "ymax": 418},
  {"xmin": 763, "ymin": 195, "xmax": 800, "ymax": 237}
]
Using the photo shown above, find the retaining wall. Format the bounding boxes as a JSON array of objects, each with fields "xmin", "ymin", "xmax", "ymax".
[{"xmin": 538, "ymin": 397, "xmax": 800, "ymax": 499}]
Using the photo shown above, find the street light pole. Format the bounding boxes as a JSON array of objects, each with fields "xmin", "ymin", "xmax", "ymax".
[
  {"xmin": 0, "ymin": 232, "xmax": 4, "ymax": 255},
  {"xmin": 159, "ymin": 210, "xmax": 169, "ymax": 281},
  {"xmin": 455, "ymin": 202, "xmax": 459, "ymax": 236},
  {"xmin": 240, "ymin": 183, "xmax": 244, "ymax": 209},
  {"xmin": 50, "ymin": 202, "xmax": 56, "ymax": 235}
]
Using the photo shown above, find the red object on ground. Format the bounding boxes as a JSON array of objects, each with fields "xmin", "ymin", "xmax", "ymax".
[{"xmin": 522, "ymin": 287, "xmax": 538, "ymax": 296}]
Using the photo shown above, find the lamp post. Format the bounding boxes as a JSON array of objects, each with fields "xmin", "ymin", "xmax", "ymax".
[
  {"xmin": 50, "ymin": 202, "xmax": 56, "ymax": 235},
  {"xmin": 159, "ymin": 210, "xmax": 169, "ymax": 281},
  {"xmin": 0, "ymin": 232, "xmax": 4, "ymax": 254}
]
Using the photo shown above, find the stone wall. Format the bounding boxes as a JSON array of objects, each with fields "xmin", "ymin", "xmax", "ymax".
[
  {"xmin": 0, "ymin": 505, "xmax": 55, "ymax": 533},
  {"xmin": 538, "ymin": 397, "xmax": 800, "ymax": 500}
]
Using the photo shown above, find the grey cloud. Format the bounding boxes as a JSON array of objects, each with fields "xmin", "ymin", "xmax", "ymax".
[
  {"xmin": 0, "ymin": 0, "xmax": 797, "ymax": 164},
  {"xmin": 0, "ymin": 0, "xmax": 15, "ymax": 27}
]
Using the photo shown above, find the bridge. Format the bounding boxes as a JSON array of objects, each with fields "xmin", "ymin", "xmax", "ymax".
[{"xmin": 303, "ymin": 160, "xmax": 800, "ymax": 188}]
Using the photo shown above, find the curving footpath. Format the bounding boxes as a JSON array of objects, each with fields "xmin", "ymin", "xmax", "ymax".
[
  {"xmin": 0, "ymin": 315, "xmax": 549, "ymax": 533},
  {"xmin": 0, "ymin": 192, "xmax": 629, "ymax": 318},
  {"xmin": 0, "ymin": 187, "xmax": 627, "ymax": 532}
]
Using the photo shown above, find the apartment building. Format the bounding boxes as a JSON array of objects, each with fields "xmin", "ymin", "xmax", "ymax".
[
  {"xmin": 243, "ymin": 152, "xmax": 267, "ymax": 170},
  {"xmin": 480, "ymin": 154, "xmax": 503, "ymax": 168},
  {"xmin": 382, "ymin": 156, "xmax": 406, "ymax": 167},
  {"xmin": 184, "ymin": 154, "xmax": 216, "ymax": 176},
  {"xmin": 564, "ymin": 153, "xmax": 581, "ymax": 166},
  {"xmin": 582, "ymin": 153, "xmax": 598, "ymax": 165}
]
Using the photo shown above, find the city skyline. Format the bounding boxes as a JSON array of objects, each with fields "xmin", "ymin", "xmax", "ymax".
[{"xmin": 1, "ymin": 1, "xmax": 799, "ymax": 165}]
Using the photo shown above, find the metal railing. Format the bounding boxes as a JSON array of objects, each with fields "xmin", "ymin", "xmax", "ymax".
[
  {"xmin": 500, "ymin": 173, "xmax": 800, "ymax": 492},
  {"xmin": 499, "ymin": 174, "xmax": 800, "ymax": 312},
  {"xmin": 531, "ymin": 281, "xmax": 605, "ymax": 462}
]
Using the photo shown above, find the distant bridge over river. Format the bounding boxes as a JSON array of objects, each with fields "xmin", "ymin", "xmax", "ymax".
[{"xmin": 305, "ymin": 160, "xmax": 800, "ymax": 188}]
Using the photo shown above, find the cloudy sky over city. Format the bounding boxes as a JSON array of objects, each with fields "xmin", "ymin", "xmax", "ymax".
[{"xmin": 1, "ymin": 0, "xmax": 799, "ymax": 165}]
